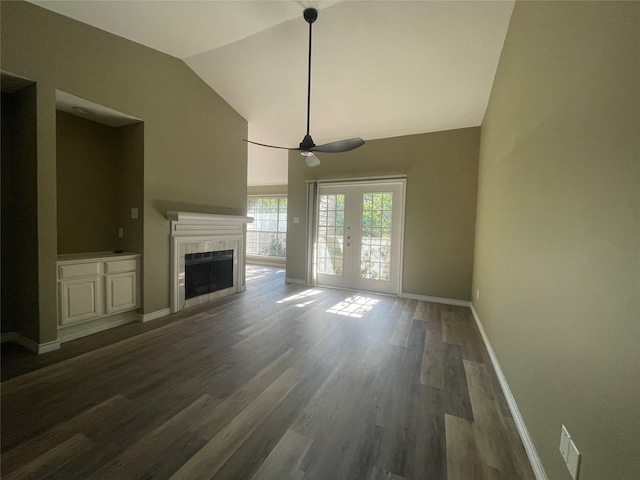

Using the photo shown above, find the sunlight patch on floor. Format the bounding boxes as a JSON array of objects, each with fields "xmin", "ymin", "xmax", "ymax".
[
  {"xmin": 246, "ymin": 265, "xmax": 285, "ymax": 282},
  {"xmin": 326, "ymin": 295, "xmax": 379, "ymax": 318},
  {"xmin": 295, "ymin": 299, "xmax": 317, "ymax": 308},
  {"xmin": 277, "ymin": 289, "xmax": 322, "ymax": 304}
]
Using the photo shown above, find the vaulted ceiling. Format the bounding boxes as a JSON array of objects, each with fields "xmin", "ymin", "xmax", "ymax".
[{"xmin": 29, "ymin": 1, "xmax": 514, "ymax": 185}]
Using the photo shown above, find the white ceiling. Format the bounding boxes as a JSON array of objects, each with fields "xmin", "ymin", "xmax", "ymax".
[{"xmin": 30, "ymin": 1, "xmax": 515, "ymax": 185}]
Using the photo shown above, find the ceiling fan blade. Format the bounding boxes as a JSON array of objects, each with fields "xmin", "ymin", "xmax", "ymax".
[
  {"xmin": 310, "ymin": 138, "xmax": 365, "ymax": 153},
  {"xmin": 245, "ymin": 10, "xmax": 364, "ymax": 161},
  {"xmin": 243, "ymin": 139, "xmax": 297, "ymax": 151}
]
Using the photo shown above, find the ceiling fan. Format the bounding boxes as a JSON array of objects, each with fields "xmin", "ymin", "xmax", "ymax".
[{"xmin": 244, "ymin": 7, "xmax": 365, "ymax": 167}]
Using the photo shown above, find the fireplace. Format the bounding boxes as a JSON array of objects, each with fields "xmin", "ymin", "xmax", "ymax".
[
  {"xmin": 167, "ymin": 211, "xmax": 253, "ymax": 313},
  {"xmin": 185, "ymin": 250, "xmax": 233, "ymax": 299}
]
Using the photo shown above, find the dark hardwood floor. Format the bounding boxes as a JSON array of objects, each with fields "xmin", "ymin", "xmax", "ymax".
[{"xmin": 1, "ymin": 265, "xmax": 535, "ymax": 480}]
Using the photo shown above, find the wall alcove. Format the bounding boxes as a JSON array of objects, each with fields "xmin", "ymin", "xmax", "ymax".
[
  {"xmin": 1, "ymin": 72, "xmax": 39, "ymax": 341},
  {"xmin": 55, "ymin": 91, "xmax": 144, "ymax": 256},
  {"xmin": 55, "ymin": 91, "xmax": 145, "ymax": 342}
]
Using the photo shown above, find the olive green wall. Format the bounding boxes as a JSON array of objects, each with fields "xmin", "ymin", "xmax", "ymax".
[
  {"xmin": 247, "ymin": 185, "xmax": 288, "ymax": 196},
  {"xmin": 56, "ymin": 111, "xmax": 144, "ymax": 255},
  {"xmin": 1, "ymin": 86, "xmax": 40, "ymax": 339},
  {"xmin": 56, "ymin": 111, "xmax": 120, "ymax": 253},
  {"xmin": 1, "ymin": 1, "xmax": 247, "ymax": 342},
  {"xmin": 287, "ymin": 128, "xmax": 480, "ymax": 300},
  {"xmin": 473, "ymin": 2, "xmax": 640, "ymax": 479},
  {"xmin": 115, "ymin": 122, "xmax": 145, "ymax": 256}
]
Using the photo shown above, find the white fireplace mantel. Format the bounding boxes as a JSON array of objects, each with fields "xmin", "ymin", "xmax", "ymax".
[
  {"xmin": 167, "ymin": 211, "xmax": 253, "ymax": 313},
  {"xmin": 167, "ymin": 211, "xmax": 253, "ymax": 225}
]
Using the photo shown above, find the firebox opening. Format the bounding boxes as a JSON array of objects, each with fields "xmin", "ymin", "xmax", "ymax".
[{"xmin": 184, "ymin": 250, "xmax": 233, "ymax": 300}]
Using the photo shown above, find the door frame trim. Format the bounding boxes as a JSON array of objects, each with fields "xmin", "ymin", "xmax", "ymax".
[
  {"xmin": 306, "ymin": 177, "xmax": 406, "ymax": 296},
  {"xmin": 305, "ymin": 174, "xmax": 407, "ymax": 185}
]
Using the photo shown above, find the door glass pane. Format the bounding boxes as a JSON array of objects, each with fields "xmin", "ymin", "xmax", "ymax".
[
  {"xmin": 317, "ymin": 194, "xmax": 344, "ymax": 275},
  {"xmin": 361, "ymin": 192, "xmax": 392, "ymax": 281}
]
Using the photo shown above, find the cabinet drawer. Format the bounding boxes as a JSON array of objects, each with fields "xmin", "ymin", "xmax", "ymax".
[
  {"xmin": 105, "ymin": 259, "xmax": 137, "ymax": 274},
  {"xmin": 59, "ymin": 262, "xmax": 100, "ymax": 279}
]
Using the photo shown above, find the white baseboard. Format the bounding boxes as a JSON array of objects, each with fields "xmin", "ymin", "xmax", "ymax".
[
  {"xmin": 400, "ymin": 292, "xmax": 472, "ymax": 307},
  {"xmin": 138, "ymin": 308, "xmax": 171, "ymax": 323},
  {"xmin": 469, "ymin": 304, "xmax": 548, "ymax": 480},
  {"xmin": 285, "ymin": 277, "xmax": 306, "ymax": 285},
  {"xmin": 1, "ymin": 332, "xmax": 15, "ymax": 343},
  {"xmin": 1, "ymin": 331, "xmax": 61, "ymax": 354},
  {"xmin": 247, "ymin": 257, "xmax": 286, "ymax": 268},
  {"xmin": 58, "ymin": 312, "xmax": 138, "ymax": 343},
  {"xmin": 38, "ymin": 339, "xmax": 61, "ymax": 354}
]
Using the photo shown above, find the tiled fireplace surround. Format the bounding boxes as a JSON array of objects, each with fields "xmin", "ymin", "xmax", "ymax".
[{"xmin": 167, "ymin": 212, "xmax": 253, "ymax": 313}]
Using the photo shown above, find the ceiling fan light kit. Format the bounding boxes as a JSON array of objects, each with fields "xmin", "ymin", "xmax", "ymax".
[
  {"xmin": 302, "ymin": 151, "xmax": 321, "ymax": 167},
  {"xmin": 244, "ymin": 7, "xmax": 364, "ymax": 167}
]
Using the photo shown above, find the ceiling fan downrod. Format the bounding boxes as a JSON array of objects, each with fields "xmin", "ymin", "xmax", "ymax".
[
  {"xmin": 242, "ymin": 6, "xmax": 365, "ymax": 165},
  {"xmin": 303, "ymin": 8, "xmax": 318, "ymax": 148}
]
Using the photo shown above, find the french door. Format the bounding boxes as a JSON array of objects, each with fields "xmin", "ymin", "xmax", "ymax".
[{"xmin": 314, "ymin": 180, "xmax": 405, "ymax": 294}]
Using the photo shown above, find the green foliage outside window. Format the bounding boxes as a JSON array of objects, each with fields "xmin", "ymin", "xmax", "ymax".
[
  {"xmin": 247, "ymin": 196, "xmax": 287, "ymax": 257},
  {"xmin": 361, "ymin": 193, "xmax": 393, "ymax": 238}
]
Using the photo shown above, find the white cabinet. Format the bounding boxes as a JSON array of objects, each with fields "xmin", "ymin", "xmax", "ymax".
[
  {"xmin": 105, "ymin": 271, "xmax": 138, "ymax": 314},
  {"xmin": 60, "ymin": 275, "xmax": 102, "ymax": 325},
  {"xmin": 57, "ymin": 253, "xmax": 140, "ymax": 328}
]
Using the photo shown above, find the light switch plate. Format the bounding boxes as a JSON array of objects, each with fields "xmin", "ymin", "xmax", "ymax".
[
  {"xmin": 566, "ymin": 439, "xmax": 581, "ymax": 480},
  {"xmin": 118, "ymin": 227, "xmax": 124, "ymax": 239},
  {"xmin": 131, "ymin": 208, "xmax": 138, "ymax": 219},
  {"xmin": 293, "ymin": 216, "xmax": 300, "ymax": 224},
  {"xmin": 559, "ymin": 425, "xmax": 571, "ymax": 461}
]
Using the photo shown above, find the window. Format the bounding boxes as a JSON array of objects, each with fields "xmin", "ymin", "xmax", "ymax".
[{"xmin": 247, "ymin": 196, "xmax": 287, "ymax": 257}]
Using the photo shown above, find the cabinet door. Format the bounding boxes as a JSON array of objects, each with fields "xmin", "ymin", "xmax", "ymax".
[
  {"xmin": 105, "ymin": 271, "xmax": 138, "ymax": 314},
  {"xmin": 60, "ymin": 276, "xmax": 102, "ymax": 325}
]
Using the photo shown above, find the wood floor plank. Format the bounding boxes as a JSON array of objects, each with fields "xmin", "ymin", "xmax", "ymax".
[
  {"xmin": 289, "ymin": 322, "xmax": 382, "ymax": 478},
  {"xmin": 486, "ymin": 465, "xmax": 506, "ymax": 480},
  {"xmin": 504, "ymin": 416, "xmax": 537, "ymax": 480},
  {"xmin": 369, "ymin": 467, "xmax": 405, "ymax": 480},
  {"xmin": 389, "ymin": 300, "xmax": 416, "ymax": 347},
  {"xmin": 250, "ymin": 429, "xmax": 313, "ymax": 480},
  {"xmin": 453, "ymin": 308, "xmax": 485, "ymax": 362},
  {"xmin": 86, "ymin": 394, "xmax": 217, "ymax": 479},
  {"xmin": 442, "ymin": 308, "xmax": 460, "ymax": 346},
  {"xmin": 443, "ymin": 343, "xmax": 474, "ymax": 422},
  {"xmin": 464, "ymin": 360, "xmax": 505, "ymax": 471},
  {"xmin": 445, "ymin": 414, "xmax": 485, "ymax": 480},
  {"xmin": 233, "ymin": 289, "xmax": 341, "ymax": 355},
  {"xmin": 370, "ymin": 465, "xmax": 406, "ymax": 480},
  {"xmin": 195, "ymin": 348, "xmax": 298, "ymax": 440},
  {"xmin": 213, "ymin": 348, "xmax": 340, "ymax": 480},
  {"xmin": 1, "ymin": 394, "xmax": 129, "ymax": 475},
  {"xmin": 376, "ymin": 321, "xmax": 433, "ymax": 479},
  {"xmin": 356, "ymin": 297, "xmax": 398, "ymax": 367},
  {"xmin": 464, "ymin": 359, "xmax": 536, "ymax": 480},
  {"xmin": 170, "ymin": 367, "xmax": 301, "ymax": 480},
  {"xmin": 3, "ymin": 433, "xmax": 94, "ymax": 480},
  {"xmin": 421, "ymin": 310, "xmax": 444, "ymax": 389},
  {"xmin": 290, "ymin": 349, "xmax": 365, "ymax": 439},
  {"xmin": 409, "ymin": 385, "xmax": 446, "ymax": 480},
  {"xmin": 140, "ymin": 431, "xmax": 208, "ymax": 480},
  {"xmin": 1, "ymin": 266, "xmax": 536, "ymax": 480},
  {"xmin": 413, "ymin": 301, "xmax": 428, "ymax": 322},
  {"xmin": 42, "ymin": 383, "xmax": 213, "ymax": 479}
]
